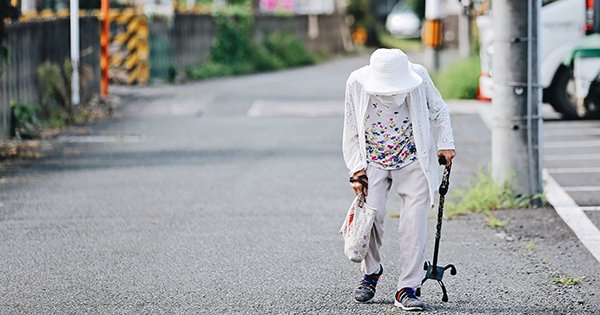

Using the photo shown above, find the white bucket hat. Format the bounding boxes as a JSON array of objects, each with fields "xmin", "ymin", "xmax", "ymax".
[{"xmin": 363, "ymin": 48, "xmax": 423, "ymax": 95}]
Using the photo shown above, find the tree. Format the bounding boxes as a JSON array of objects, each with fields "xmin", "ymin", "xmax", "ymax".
[
  {"xmin": 406, "ymin": 0, "xmax": 425, "ymax": 20},
  {"xmin": 1, "ymin": 0, "xmax": 19, "ymax": 63},
  {"xmin": 346, "ymin": 0, "xmax": 380, "ymax": 46}
]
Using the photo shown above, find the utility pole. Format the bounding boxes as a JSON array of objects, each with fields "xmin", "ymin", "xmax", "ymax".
[
  {"xmin": 424, "ymin": 0, "xmax": 443, "ymax": 72},
  {"xmin": 491, "ymin": 0, "xmax": 543, "ymax": 200},
  {"xmin": 70, "ymin": 0, "xmax": 80, "ymax": 106},
  {"xmin": 100, "ymin": 0, "xmax": 109, "ymax": 98},
  {"xmin": 458, "ymin": 0, "xmax": 472, "ymax": 57}
]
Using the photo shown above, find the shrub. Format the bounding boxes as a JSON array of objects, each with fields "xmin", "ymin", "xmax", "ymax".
[
  {"xmin": 187, "ymin": 61, "xmax": 234, "ymax": 80},
  {"xmin": 264, "ymin": 32, "xmax": 315, "ymax": 67},
  {"xmin": 9, "ymin": 102, "xmax": 41, "ymax": 138},
  {"xmin": 36, "ymin": 60, "xmax": 76, "ymax": 128},
  {"xmin": 188, "ymin": 12, "xmax": 314, "ymax": 80},
  {"xmin": 435, "ymin": 55, "xmax": 480, "ymax": 99},
  {"xmin": 37, "ymin": 61, "xmax": 69, "ymax": 114},
  {"xmin": 210, "ymin": 12, "xmax": 256, "ymax": 65},
  {"xmin": 406, "ymin": 0, "xmax": 426, "ymax": 20},
  {"xmin": 346, "ymin": 0, "xmax": 379, "ymax": 46}
]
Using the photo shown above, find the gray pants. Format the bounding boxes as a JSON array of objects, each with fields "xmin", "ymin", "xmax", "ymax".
[{"xmin": 361, "ymin": 161, "xmax": 430, "ymax": 290}]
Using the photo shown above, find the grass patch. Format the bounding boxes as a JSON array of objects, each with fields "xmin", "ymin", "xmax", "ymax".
[
  {"xmin": 434, "ymin": 55, "xmax": 480, "ymax": 99},
  {"xmin": 446, "ymin": 169, "xmax": 536, "ymax": 221},
  {"xmin": 552, "ymin": 276, "xmax": 583, "ymax": 286},
  {"xmin": 264, "ymin": 32, "xmax": 315, "ymax": 67},
  {"xmin": 484, "ymin": 213, "xmax": 510, "ymax": 228},
  {"xmin": 378, "ymin": 32, "xmax": 423, "ymax": 52}
]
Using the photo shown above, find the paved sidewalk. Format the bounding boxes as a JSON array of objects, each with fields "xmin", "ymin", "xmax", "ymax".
[{"xmin": 0, "ymin": 55, "xmax": 599, "ymax": 314}]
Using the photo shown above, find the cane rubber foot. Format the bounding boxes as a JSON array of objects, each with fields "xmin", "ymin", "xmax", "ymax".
[
  {"xmin": 416, "ymin": 287, "xmax": 421, "ymax": 297},
  {"xmin": 444, "ymin": 264, "xmax": 457, "ymax": 276}
]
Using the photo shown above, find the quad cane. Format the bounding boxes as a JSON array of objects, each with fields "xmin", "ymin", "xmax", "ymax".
[{"xmin": 417, "ymin": 156, "xmax": 457, "ymax": 302}]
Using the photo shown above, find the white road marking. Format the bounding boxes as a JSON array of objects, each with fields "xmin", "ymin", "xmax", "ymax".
[
  {"xmin": 545, "ymin": 122, "xmax": 600, "ymax": 129},
  {"xmin": 545, "ymin": 140, "xmax": 600, "ymax": 148},
  {"xmin": 547, "ymin": 167, "xmax": 600, "ymax": 174},
  {"xmin": 544, "ymin": 129, "xmax": 600, "ymax": 136},
  {"xmin": 56, "ymin": 135, "xmax": 142, "ymax": 143},
  {"xmin": 562, "ymin": 186, "xmax": 600, "ymax": 192},
  {"xmin": 544, "ymin": 170, "xmax": 600, "ymax": 263},
  {"xmin": 582, "ymin": 206, "xmax": 600, "ymax": 211},
  {"xmin": 247, "ymin": 100, "xmax": 343, "ymax": 117},
  {"xmin": 545, "ymin": 153, "xmax": 600, "ymax": 161}
]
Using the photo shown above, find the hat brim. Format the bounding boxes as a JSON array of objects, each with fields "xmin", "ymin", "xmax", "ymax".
[{"xmin": 363, "ymin": 64, "xmax": 423, "ymax": 95}]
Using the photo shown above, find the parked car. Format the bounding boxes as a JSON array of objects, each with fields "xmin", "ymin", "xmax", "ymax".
[
  {"xmin": 478, "ymin": 0, "xmax": 600, "ymax": 119},
  {"xmin": 385, "ymin": 1, "xmax": 421, "ymax": 38}
]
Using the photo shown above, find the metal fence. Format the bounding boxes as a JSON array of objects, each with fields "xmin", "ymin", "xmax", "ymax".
[
  {"xmin": 149, "ymin": 17, "xmax": 176, "ymax": 83},
  {"xmin": 0, "ymin": 14, "xmax": 348, "ymax": 138},
  {"xmin": 0, "ymin": 17, "xmax": 100, "ymax": 139},
  {"xmin": 171, "ymin": 13, "xmax": 216, "ymax": 73}
]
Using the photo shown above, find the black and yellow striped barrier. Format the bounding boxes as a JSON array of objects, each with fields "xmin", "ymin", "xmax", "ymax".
[
  {"xmin": 19, "ymin": 8, "xmax": 149, "ymax": 85},
  {"xmin": 108, "ymin": 9, "xmax": 149, "ymax": 85}
]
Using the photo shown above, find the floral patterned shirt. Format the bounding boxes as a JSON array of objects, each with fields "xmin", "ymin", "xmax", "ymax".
[{"xmin": 364, "ymin": 96, "xmax": 418, "ymax": 170}]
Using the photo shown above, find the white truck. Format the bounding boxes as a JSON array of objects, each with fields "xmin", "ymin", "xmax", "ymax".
[{"xmin": 478, "ymin": 0, "xmax": 600, "ymax": 119}]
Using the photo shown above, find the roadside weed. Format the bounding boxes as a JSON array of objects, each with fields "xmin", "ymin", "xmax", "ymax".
[
  {"xmin": 552, "ymin": 276, "xmax": 583, "ymax": 286},
  {"xmin": 484, "ymin": 213, "xmax": 510, "ymax": 228},
  {"xmin": 526, "ymin": 240, "xmax": 539, "ymax": 253},
  {"xmin": 446, "ymin": 169, "xmax": 535, "ymax": 222}
]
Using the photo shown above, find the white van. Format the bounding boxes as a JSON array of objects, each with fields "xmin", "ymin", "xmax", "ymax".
[{"xmin": 478, "ymin": 0, "xmax": 599, "ymax": 118}]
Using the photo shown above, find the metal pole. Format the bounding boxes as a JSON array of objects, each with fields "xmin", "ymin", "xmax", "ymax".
[
  {"xmin": 533, "ymin": 0, "xmax": 544, "ymax": 201},
  {"xmin": 491, "ymin": 0, "xmax": 530, "ymax": 195},
  {"xmin": 70, "ymin": 0, "xmax": 80, "ymax": 106},
  {"xmin": 458, "ymin": 0, "xmax": 472, "ymax": 57},
  {"xmin": 525, "ymin": 0, "xmax": 544, "ymax": 201},
  {"xmin": 526, "ymin": 0, "xmax": 535, "ymax": 197}
]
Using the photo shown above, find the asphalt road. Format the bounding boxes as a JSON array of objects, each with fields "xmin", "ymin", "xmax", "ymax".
[
  {"xmin": 1, "ymin": 54, "xmax": 600, "ymax": 314},
  {"xmin": 544, "ymin": 120, "xmax": 600, "ymax": 209}
]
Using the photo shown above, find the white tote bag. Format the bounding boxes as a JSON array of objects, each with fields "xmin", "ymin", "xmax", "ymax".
[{"xmin": 339, "ymin": 194, "xmax": 377, "ymax": 263}]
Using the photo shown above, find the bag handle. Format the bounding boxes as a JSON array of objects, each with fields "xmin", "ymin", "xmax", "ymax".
[{"xmin": 349, "ymin": 175, "xmax": 368, "ymax": 207}]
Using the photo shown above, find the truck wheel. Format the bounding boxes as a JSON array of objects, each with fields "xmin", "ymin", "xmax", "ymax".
[
  {"xmin": 585, "ymin": 81, "xmax": 600, "ymax": 119},
  {"xmin": 548, "ymin": 65, "xmax": 580, "ymax": 119}
]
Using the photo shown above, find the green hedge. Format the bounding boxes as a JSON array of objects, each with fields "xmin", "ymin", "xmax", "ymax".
[
  {"xmin": 434, "ymin": 55, "xmax": 480, "ymax": 99},
  {"xmin": 187, "ymin": 12, "xmax": 315, "ymax": 81}
]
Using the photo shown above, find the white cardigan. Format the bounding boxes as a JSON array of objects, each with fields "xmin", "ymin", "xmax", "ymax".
[{"xmin": 342, "ymin": 63, "xmax": 455, "ymax": 203}]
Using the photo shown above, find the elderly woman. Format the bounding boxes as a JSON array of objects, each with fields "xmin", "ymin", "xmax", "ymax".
[{"xmin": 343, "ymin": 48, "xmax": 456, "ymax": 311}]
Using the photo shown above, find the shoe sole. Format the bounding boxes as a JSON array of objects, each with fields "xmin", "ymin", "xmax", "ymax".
[
  {"xmin": 394, "ymin": 300, "xmax": 423, "ymax": 311},
  {"xmin": 354, "ymin": 296, "xmax": 374, "ymax": 303}
]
